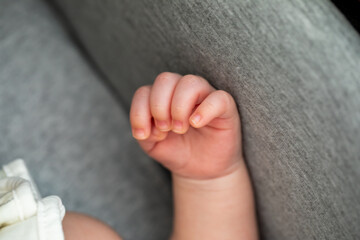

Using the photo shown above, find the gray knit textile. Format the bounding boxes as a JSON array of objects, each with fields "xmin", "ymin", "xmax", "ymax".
[
  {"xmin": 0, "ymin": 1, "xmax": 172, "ymax": 240},
  {"xmin": 48, "ymin": 0, "xmax": 360, "ymax": 239}
]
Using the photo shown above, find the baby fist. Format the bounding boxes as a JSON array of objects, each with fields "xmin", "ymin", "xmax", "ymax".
[{"xmin": 130, "ymin": 72, "xmax": 243, "ymax": 180}]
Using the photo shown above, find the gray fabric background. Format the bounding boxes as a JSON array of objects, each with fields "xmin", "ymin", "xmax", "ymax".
[
  {"xmin": 0, "ymin": 0, "xmax": 359, "ymax": 239},
  {"xmin": 48, "ymin": 0, "xmax": 360, "ymax": 239},
  {"xmin": 0, "ymin": 1, "xmax": 172, "ymax": 239}
]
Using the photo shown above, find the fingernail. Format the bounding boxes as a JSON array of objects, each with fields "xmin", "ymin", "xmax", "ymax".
[
  {"xmin": 133, "ymin": 128, "xmax": 145, "ymax": 139},
  {"xmin": 172, "ymin": 120, "xmax": 183, "ymax": 133},
  {"xmin": 156, "ymin": 120, "xmax": 169, "ymax": 131},
  {"xmin": 190, "ymin": 114, "xmax": 201, "ymax": 125}
]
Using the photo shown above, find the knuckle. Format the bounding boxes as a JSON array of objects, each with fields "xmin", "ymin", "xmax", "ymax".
[
  {"xmin": 130, "ymin": 116, "xmax": 144, "ymax": 129},
  {"xmin": 171, "ymin": 104, "xmax": 185, "ymax": 117},
  {"xmin": 135, "ymin": 85, "xmax": 151, "ymax": 97},
  {"xmin": 151, "ymin": 104, "xmax": 167, "ymax": 118},
  {"xmin": 204, "ymin": 99, "xmax": 217, "ymax": 110},
  {"xmin": 131, "ymin": 111, "xmax": 143, "ymax": 119},
  {"xmin": 216, "ymin": 90, "xmax": 233, "ymax": 106},
  {"xmin": 130, "ymin": 110, "xmax": 145, "ymax": 123},
  {"xmin": 154, "ymin": 72, "xmax": 174, "ymax": 85},
  {"xmin": 181, "ymin": 74, "xmax": 204, "ymax": 87},
  {"xmin": 151, "ymin": 103, "xmax": 163, "ymax": 112}
]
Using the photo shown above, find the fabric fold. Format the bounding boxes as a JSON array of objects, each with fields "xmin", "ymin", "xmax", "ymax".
[{"xmin": 0, "ymin": 159, "xmax": 65, "ymax": 240}]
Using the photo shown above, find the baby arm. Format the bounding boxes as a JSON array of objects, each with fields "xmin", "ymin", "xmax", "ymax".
[{"xmin": 130, "ymin": 72, "xmax": 258, "ymax": 240}]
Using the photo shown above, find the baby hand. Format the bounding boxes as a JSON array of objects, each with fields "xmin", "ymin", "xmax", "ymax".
[{"xmin": 130, "ymin": 72, "xmax": 243, "ymax": 180}]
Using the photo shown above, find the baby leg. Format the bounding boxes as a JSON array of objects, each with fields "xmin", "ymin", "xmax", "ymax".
[{"xmin": 63, "ymin": 212, "xmax": 122, "ymax": 240}]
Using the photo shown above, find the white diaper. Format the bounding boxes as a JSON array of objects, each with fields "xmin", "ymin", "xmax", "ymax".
[{"xmin": 0, "ymin": 159, "xmax": 65, "ymax": 240}]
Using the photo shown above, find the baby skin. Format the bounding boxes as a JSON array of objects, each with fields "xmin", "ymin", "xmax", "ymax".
[{"xmin": 63, "ymin": 72, "xmax": 258, "ymax": 240}]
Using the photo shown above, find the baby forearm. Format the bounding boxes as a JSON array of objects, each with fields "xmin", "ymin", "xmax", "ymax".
[
  {"xmin": 171, "ymin": 160, "xmax": 258, "ymax": 240},
  {"xmin": 130, "ymin": 73, "xmax": 258, "ymax": 239}
]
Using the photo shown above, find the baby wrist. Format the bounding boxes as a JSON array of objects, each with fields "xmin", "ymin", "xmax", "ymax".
[{"xmin": 171, "ymin": 163, "xmax": 246, "ymax": 193}]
